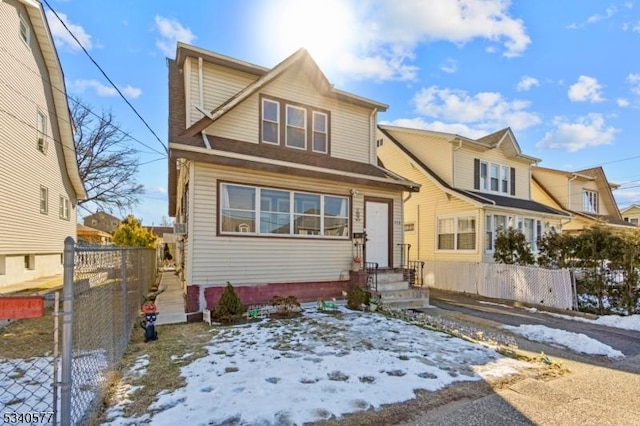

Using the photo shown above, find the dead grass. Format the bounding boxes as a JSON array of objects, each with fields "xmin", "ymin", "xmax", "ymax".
[
  {"xmin": 0, "ymin": 309, "xmax": 55, "ymax": 358},
  {"xmin": 92, "ymin": 321, "xmax": 214, "ymax": 425}
]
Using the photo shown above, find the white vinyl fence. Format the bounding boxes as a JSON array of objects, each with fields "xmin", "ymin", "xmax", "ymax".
[{"xmin": 423, "ymin": 260, "xmax": 574, "ymax": 310}]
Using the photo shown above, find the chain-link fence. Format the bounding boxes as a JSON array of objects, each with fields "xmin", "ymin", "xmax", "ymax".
[
  {"xmin": 0, "ymin": 294, "xmax": 59, "ymax": 424},
  {"xmin": 60, "ymin": 239, "xmax": 156, "ymax": 425}
]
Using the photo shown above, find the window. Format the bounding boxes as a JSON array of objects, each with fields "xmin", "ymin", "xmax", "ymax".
[
  {"xmin": 37, "ymin": 110, "xmax": 47, "ymax": 153},
  {"xmin": 260, "ymin": 96, "xmax": 330, "ymax": 153},
  {"xmin": 286, "ymin": 105, "xmax": 306, "ymax": 149},
  {"xmin": 261, "ymin": 99, "xmax": 279, "ymax": 144},
  {"xmin": 59, "ymin": 196, "xmax": 70, "ymax": 220},
  {"xmin": 485, "ymin": 214, "xmax": 543, "ymax": 253},
  {"xmin": 40, "ymin": 186, "xmax": 48, "ymax": 214},
  {"xmin": 220, "ymin": 183, "xmax": 349, "ymax": 238},
  {"xmin": 437, "ymin": 215, "xmax": 476, "ymax": 251},
  {"xmin": 19, "ymin": 13, "xmax": 30, "ymax": 45},
  {"xmin": 91, "ymin": 219, "xmax": 97, "ymax": 226},
  {"xmin": 312, "ymin": 111, "xmax": 328, "ymax": 153},
  {"xmin": 629, "ymin": 218, "xmax": 639, "ymax": 226},
  {"xmin": 24, "ymin": 255, "xmax": 34, "ymax": 270},
  {"xmin": 475, "ymin": 159, "xmax": 514, "ymax": 195},
  {"xmin": 583, "ymin": 190, "xmax": 598, "ymax": 213}
]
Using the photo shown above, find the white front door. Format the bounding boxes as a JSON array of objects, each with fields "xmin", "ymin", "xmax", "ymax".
[{"xmin": 365, "ymin": 201, "xmax": 390, "ymax": 268}]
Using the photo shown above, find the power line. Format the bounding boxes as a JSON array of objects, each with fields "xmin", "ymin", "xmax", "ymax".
[
  {"xmin": 42, "ymin": 0, "xmax": 168, "ymax": 155},
  {"xmin": 0, "ymin": 44, "xmax": 167, "ymax": 157}
]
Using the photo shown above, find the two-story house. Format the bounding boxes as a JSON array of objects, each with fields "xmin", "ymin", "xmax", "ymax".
[
  {"xmin": 532, "ymin": 166, "xmax": 633, "ymax": 234},
  {"xmin": 168, "ymin": 43, "xmax": 418, "ymax": 320},
  {"xmin": 83, "ymin": 211, "xmax": 121, "ymax": 234},
  {"xmin": 376, "ymin": 125, "xmax": 569, "ymax": 263},
  {"xmin": 0, "ymin": 0, "xmax": 86, "ymax": 288},
  {"xmin": 620, "ymin": 205, "xmax": 640, "ymax": 226}
]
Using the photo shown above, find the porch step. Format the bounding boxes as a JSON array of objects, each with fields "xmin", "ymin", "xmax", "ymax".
[
  {"xmin": 379, "ymin": 288, "xmax": 429, "ymax": 310},
  {"xmin": 376, "ymin": 271, "xmax": 405, "ymax": 284},
  {"xmin": 377, "ymin": 280, "xmax": 410, "ymax": 292}
]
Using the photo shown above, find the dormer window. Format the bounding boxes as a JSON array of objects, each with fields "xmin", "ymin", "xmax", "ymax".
[
  {"xmin": 474, "ymin": 159, "xmax": 515, "ymax": 195},
  {"xmin": 583, "ymin": 190, "xmax": 598, "ymax": 213},
  {"xmin": 19, "ymin": 13, "xmax": 30, "ymax": 46},
  {"xmin": 286, "ymin": 105, "xmax": 306, "ymax": 149},
  {"xmin": 260, "ymin": 95, "xmax": 330, "ymax": 154}
]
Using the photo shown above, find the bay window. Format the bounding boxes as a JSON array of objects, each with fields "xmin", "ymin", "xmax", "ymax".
[{"xmin": 221, "ymin": 183, "xmax": 349, "ymax": 238}]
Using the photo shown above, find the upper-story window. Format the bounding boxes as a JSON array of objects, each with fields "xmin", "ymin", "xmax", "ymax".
[
  {"xmin": 59, "ymin": 196, "xmax": 70, "ymax": 220},
  {"xmin": 19, "ymin": 13, "xmax": 30, "ymax": 46},
  {"xmin": 260, "ymin": 95, "xmax": 330, "ymax": 154},
  {"xmin": 312, "ymin": 111, "xmax": 328, "ymax": 153},
  {"xmin": 583, "ymin": 190, "xmax": 598, "ymax": 213},
  {"xmin": 475, "ymin": 159, "xmax": 514, "ymax": 196},
  {"xmin": 286, "ymin": 105, "xmax": 306, "ymax": 149},
  {"xmin": 40, "ymin": 186, "xmax": 48, "ymax": 214},
  {"xmin": 37, "ymin": 110, "xmax": 47, "ymax": 154},
  {"xmin": 261, "ymin": 99, "xmax": 279, "ymax": 145}
]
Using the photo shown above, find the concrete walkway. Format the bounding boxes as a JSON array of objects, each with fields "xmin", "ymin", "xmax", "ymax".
[
  {"xmin": 0, "ymin": 274, "xmax": 63, "ymax": 295},
  {"xmin": 154, "ymin": 270, "xmax": 187, "ymax": 325}
]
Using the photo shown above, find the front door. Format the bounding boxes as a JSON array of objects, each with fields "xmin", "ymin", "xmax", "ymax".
[{"xmin": 365, "ymin": 200, "xmax": 390, "ymax": 268}]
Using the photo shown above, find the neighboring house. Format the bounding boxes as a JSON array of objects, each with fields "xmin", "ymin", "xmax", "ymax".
[
  {"xmin": 0, "ymin": 0, "xmax": 86, "ymax": 288},
  {"xmin": 620, "ymin": 205, "xmax": 640, "ymax": 226},
  {"xmin": 532, "ymin": 166, "xmax": 634, "ymax": 234},
  {"xmin": 376, "ymin": 125, "xmax": 570, "ymax": 263},
  {"xmin": 83, "ymin": 211, "xmax": 121, "ymax": 234},
  {"xmin": 76, "ymin": 224, "xmax": 112, "ymax": 246},
  {"xmin": 168, "ymin": 43, "xmax": 418, "ymax": 319}
]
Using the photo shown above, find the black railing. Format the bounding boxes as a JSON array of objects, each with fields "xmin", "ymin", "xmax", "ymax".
[
  {"xmin": 364, "ymin": 262, "xmax": 378, "ymax": 292},
  {"xmin": 406, "ymin": 260, "xmax": 425, "ymax": 287}
]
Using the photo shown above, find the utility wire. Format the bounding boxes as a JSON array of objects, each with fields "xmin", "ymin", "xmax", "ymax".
[
  {"xmin": 0, "ymin": 45, "xmax": 167, "ymax": 157},
  {"xmin": 42, "ymin": 0, "xmax": 168, "ymax": 155}
]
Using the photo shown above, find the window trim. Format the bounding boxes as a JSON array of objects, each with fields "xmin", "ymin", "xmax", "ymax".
[
  {"xmin": 436, "ymin": 213, "xmax": 477, "ymax": 252},
  {"xmin": 477, "ymin": 159, "xmax": 514, "ymax": 195},
  {"xmin": 40, "ymin": 186, "xmax": 48, "ymax": 214},
  {"xmin": 312, "ymin": 110, "xmax": 328, "ymax": 153},
  {"xmin": 582, "ymin": 189, "xmax": 599, "ymax": 214},
  {"xmin": 59, "ymin": 195, "xmax": 70, "ymax": 220},
  {"xmin": 259, "ymin": 95, "xmax": 331, "ymax": 155},
  {"xmin": 285, "ymin": 104, "xmax": 307, "ymax": 150},
  {"xmin": 19, "ymin": 12, "xmax": 30, "ymax": 46},
  {"xmin": 485, "ymin": 213, "xmax": 544, "ymax": 253},
  {"xmin": 218, "ymin": 181, "xmax": 350, "ymax": 239},
  {"xmin": 261, "ymin": 98, "xmax": 280, "ymax": 145}
]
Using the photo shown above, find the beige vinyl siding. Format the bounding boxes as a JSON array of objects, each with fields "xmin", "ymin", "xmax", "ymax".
[
  {"xmin": 186, "ymin": 57, "xmax": 259, "ymax": 126},
  {"xmin": 188, "ymin": 162, "xmax": 403, "ymax": 285},
  {"xmin": 377, "ymin": 138, "xmax": 482, "ymax": 263},
  {"xmin": 455, "ymin": 147, "xmax": 531, "ymax": 198},
  {"xmin": 382, "ymin": 129, "xmax": 453, "ymax": 184},
  {"xmin": 0, "ymin": 0, "xmax": 77, "ymax": 259},
  {"xmin": 569, "ymin": 179, "xmax": 612, "ymax": 215},
  {"xmin": 203, "ymin": 63, "xmax": 373, "ymax": 163},
  {"xmin": 532, "ymin": 170, "xmax": 569, "ymax": 207},
  {"xmin": 532, "ymin": 180, "xmax": 563, "ymax": 210}
]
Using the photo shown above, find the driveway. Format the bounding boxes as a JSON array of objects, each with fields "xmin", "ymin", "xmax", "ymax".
[{"xmin": 428, "ymin": 289, "xmax": 640, "ymax": 360}]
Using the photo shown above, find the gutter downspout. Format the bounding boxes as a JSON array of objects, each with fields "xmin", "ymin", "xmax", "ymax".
[{"xmin": 201, "ymin": 131, "xmax": 212, "ymax": 150}]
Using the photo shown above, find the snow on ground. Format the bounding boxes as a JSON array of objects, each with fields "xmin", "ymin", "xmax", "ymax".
[
  {"xmin": 501, "ymin": 324, "xmax": 625, "ymax": 359},
  {"xmin": 102, "ymin": 305, "xmax": 534, "ymax": 426},
  {"xmin": 542, "ymin": 312, "xmax": 640, "ymax": 332},
  {"xmin": 478, "ymin": 301, "xmax": 513, "ymax": 309}
]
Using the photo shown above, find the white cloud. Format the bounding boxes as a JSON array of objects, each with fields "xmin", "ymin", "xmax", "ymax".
[
  {"xmin": 568, "ymin": 75, "xmax": 604, "ymax": 102},
  {"xmin": 45, "ymin": 10, "xmax": 92, "ymax": 52},
  {"xmin": 154, "ymin": 16, "xmax": 196, "ymax": 58},
  {"xmin": 516, "ymin": 76, "xmax": 539, "ymax": 92},
  {"xmin": 628, "ymin": 73, "xmax": 640, "ymax": 95},
  {"xmin": 617, "ymin": 98, "xmax": 630, "ymax": 107},
  {"xmin": 413, "ymin": 86, "xmax": 541, "ymax": 131},
  {"xmin": 261, "ymin": 0, "xmax": 530, "ymax": 82},
  {"xmin": 383, "ymin": 117, "xmax": 488, "ymax": 139},
  {"xmin": 569, "ymin": 6, "xmax": 617, "ymax": 29},
  {"xmin": 440, "ymin": 58, "xmax": 458, "ymax": 74},
  {"xmin": 536, "ymin": 113, "xmax": 618, "ymax": 152},
  {"xmin": 71, "ymin": 79, "xmax": 142, "ymax": 99}
]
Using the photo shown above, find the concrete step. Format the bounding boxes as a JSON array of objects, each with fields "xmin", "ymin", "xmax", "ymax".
[
  {"xmin": 383, "ymin": 297, "xmax": 430, "ymax": 310},
  {"xmin": 376, "ymin": 272, "xmax": 405, "ymax": 284},
  {"xmin": 379, "ymin": 288, "xmax": 428, "ymax": 300},
  {"xmin": 377, "ymin": 281, "xmax": 410, "ymax": 292}
]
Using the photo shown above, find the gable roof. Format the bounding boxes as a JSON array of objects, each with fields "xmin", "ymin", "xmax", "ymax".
[
  {"xmin": 378, "ymin": 126, "xmax": 569, "ymax": 218},
  {"xmin": 177, "ymin": 43, "xmax": 388, "ymax": 138},
  {"xmin": 465, "ymin": 128, "xmax": 540, "ymax": 163},
  {"xmin": 620, "ymin": 204, "xmax": 640, "ymax": 214},
  {"xmin": 19, "ymin": 0, "xmax": 85, "ymax": 200}
]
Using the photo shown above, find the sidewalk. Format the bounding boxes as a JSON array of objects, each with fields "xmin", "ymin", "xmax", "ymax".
[
  {"xmin": 154, "ymin": 270, "xmax": 187, "ymax": 325},
  {"xmin": 0, "ymin": 274, "xmax": 63, "ymax": 295}
]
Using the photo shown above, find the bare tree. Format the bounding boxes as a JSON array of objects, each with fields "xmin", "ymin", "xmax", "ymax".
[{"xmin": 72, "ymin": 101, "xmax": 144, "ymax": 214}]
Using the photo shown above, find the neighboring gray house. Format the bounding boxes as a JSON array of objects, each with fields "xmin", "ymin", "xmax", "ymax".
[
  {"xmin": 83, "ymin": 211, "xmax": 121, "ymax": 234},
  {"xmin": 0, "ymin": 0, "xmax": 86, "ymax": 288}
]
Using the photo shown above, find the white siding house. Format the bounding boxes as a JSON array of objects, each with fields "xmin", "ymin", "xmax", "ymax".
[
  {"xmin": 0, "ymin": 0, "xmax": 86, "ymax": 288},
  {"xmin": 168, "ymin": 44, "xmax": 418, "ymax": 320}
]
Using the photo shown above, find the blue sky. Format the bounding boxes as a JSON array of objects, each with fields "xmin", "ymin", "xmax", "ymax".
[{"xmin": 44, "ymin": 0, "xmax": 640, "ymax": 225}]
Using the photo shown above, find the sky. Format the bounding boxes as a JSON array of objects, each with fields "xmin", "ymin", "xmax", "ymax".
[{"xmin": 42, "ymin": 0, "xmax": 640, "ymax": 225}]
